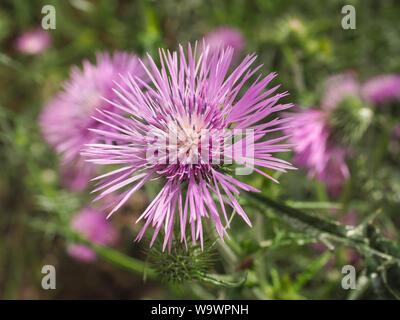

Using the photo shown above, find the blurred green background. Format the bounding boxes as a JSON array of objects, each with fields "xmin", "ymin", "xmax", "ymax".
[{"xmin": 0, "ymin": 0, "xmax": 399, "ymax": 299}]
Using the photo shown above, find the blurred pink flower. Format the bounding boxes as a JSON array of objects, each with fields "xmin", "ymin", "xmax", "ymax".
[
  {"xmin": 286, "ymin": 73, "xmax": 364, "ymax": 197},
  {"xmin": 362, "ymin": 74, "xmax": 400, "ymax": 104},
  {"xmin": 320, "ymin": 73, "xmax": 360, "ymax": 111},
  {"xmin": 15, "ymin": 29, "xmax": 50, "ymax": 55},
  {"xmin": 60, "ymin": 163, "xmax": 93, "ymax": 192},
  {"xmin": 39, "ymin": 51, "xmax": 145, "ymax": 191},
  {"xmin": 286, "ymin": 108, "xmax": 349, "ymax": 197},
  {"xmin": 67, "ymin": 244, "xmax": 97, "ymax": 262},
  {"xmin": 68, "ymin": 208, "xmax": 118, "ymax": 262},
  {"xmin": 204, "ymin": 27, "xmax": 244, "ymax": 59}
]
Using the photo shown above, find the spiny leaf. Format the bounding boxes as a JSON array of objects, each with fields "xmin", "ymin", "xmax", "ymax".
[
  {"xmin": 197, "ymin": 271, "xmax": 247, "ymax": 288},
  {"xmin": 246, "ymin": 192, "xmax": 400, "ymax": 265},
  {"xmin": 293, "ymin": 252, "xmax": 332, "ymax": 291}
]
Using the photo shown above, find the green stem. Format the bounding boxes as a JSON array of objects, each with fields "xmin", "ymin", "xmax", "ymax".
[
  {"xmin": 246, "ymin": 192, "xmax": 400, "ymax": 265},
  {"xmin": 26, "ymin": 218, "xmax": 158, "ymax": 279},
  {"xmin": 0, "ymin": 53, "xmax": 43, "ymax": 83},
  {"xmin": 27, "ymin": 217, "xmax": 246, "ymax": 287},
  {"xmin": 78, "ymin": 236, "xmax": 158, "ymax": 280}
]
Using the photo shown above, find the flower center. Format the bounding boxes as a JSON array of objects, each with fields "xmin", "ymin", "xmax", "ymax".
[
  {"xmin": 169, "ymin": 117, "xmax": 205, "ymax": 165},
  {"xmin": 80, "ymin": 89, "xmax": 102, "ymax": 116}
]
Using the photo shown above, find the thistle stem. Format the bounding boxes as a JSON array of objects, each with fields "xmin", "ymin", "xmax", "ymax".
[
  {"xmin": 246, "ymin": 192, "xmax": 400, "ymax": 265},
  {"xmin": 78, "ymin": 236, "xmax": 158, "ymax": 280}
]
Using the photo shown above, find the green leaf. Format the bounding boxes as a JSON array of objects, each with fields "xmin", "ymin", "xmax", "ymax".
[
  {"xmin": 246, "ymin": 192, "xmax": 400, "ymax": 265},
  {"xmin": 81, "ymin": 238, "xmax": 158, "ymax": 280},
  {"xmin": 197, "ymin": 271, "xmax": 247, "ymax": 288},
  {"xmin": 26, "ymin": 217, "xmax": 158, "ymax": 280},
  {"xmin": 293, "ymin": 252, "xmax": 331, "ymax": 291}
]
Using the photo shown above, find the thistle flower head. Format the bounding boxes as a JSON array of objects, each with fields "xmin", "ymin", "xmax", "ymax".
[
  {"xmin": 286, "ymin": 73, "xmax": 363, "ymax": 196},
  {"xmin": 39, "ymin": 51, "xmax": 145, "ymax": 190},
  {"xmin": 286, "ymin": 108, "xmax": 349, "ymax": 197},
  {"xmin": 329, "ymin": 94, "xmax": 372, "ymax": 146},
  {"xmin": 286, "ymin": 73, "xmax": 391, "ymax": 196},
  {"xmin": 83, "ymin": 43, "xmax": 294, "ymax": 250}
]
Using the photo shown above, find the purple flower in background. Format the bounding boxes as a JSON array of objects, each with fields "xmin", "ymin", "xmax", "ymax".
[
  {"xmin": 362, "ymin": 74, "xmax": 400, "ymax": 104},
  {"xmin": 68, "ymin": 208, "xmax": 118, "ymax": 262},
  {"xmin": 67, "ymin": 244, "xmax": 97, "ymax": 262},
  {"xmin": 320, "ymin": 148, "xmax": 350, "ymax": 197},
  {"xmin": 287, "ymin": 108, "xmax": 349, "ymax": 197},
  {"xmin": 286, "ymin": 73, "xmax": 361, "ymax": 197},
  {"xmin": 204, "ymin": 27, "xmax": 244, "ymax": 59},
  {"xmin": 15, "ymin": 29, "xmax": 50, "ymax": 55},
  {"xmin": 60, "ymin": 163, "xmax": 93, "ymax": 192},
  {"xmin": 39, "ymin": 52, "xmax": 145, "ymax": 191},
  {"xmin": 83, "ymin": 43, "xmax": 294, "ymax": 250},
  {"xmin": 291, "ymin": 72, "xmax": 400, "ymax": 196},
  {"xmin": 320, "ymin": 72, "xmax": 360, "ymax": 111}
]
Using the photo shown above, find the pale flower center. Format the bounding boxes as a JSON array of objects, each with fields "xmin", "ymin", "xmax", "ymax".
[
  {"xmin": 80, "ymin": 89, "xmax": 102, "ymax": 116},
  {"xmin": 171, "ymin": 117, "xmax": 204, "ymax": 164}
]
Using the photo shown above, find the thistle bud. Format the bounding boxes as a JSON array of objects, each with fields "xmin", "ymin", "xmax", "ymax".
[
  {"xmin": 147, "ymin": 237, "xmax": 215, "ymax": 284},
  {"xmin": 275, "ymin": 17, "xmax": 307, "ymax": 46},
  {"xmin": 329, "ymin": 95, "xmax": 372, "ymax": 146}
]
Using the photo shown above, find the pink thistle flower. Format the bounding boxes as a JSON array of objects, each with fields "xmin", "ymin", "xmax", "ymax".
[
  {"xmin": 287, "ymin": 108, "xmax": 349, "ymax": 197},
  {"xmin": 362, "ymin": 74, "xmax": 400, "ymax": 104},
  {"xmin": 286, "ymin": 73, "xmax": 361, "ymax": 197},
  {"xmin": 320, "ymin": 72, "xmax": 361, "ymax": 111},
  {"xmin": 204, "ymin": 27, "xmax": 244, "ymax": 59},
  {"xmin": 15, "ymin": 29, "xmax": 50, "ymax": 55},
  {"xmin": 83, "ymin": 43, "xmax": 294, "ymax": 251},
  {"xmin": 68, "ymin": 208, "xmax": 118, "ymax": 262},
  {"xmin": 39, "ymin": 52, "xmax": 145, "ymax": 191},
  {"xmin": 288, "ymin": 72, "xmax": 399, "ymax": 196}
]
